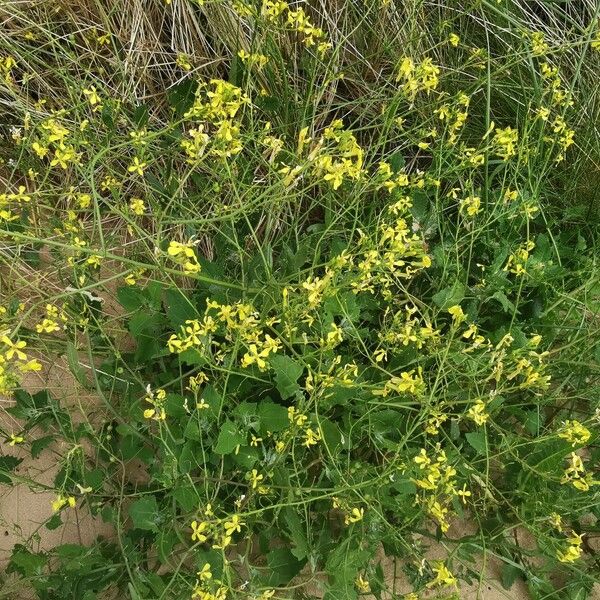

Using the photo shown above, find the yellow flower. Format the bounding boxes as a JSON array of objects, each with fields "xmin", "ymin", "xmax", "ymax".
[
  {"xmin": 248, "ymin": 469, "xmax": 264, "ymax": 489},
  {"xmin": 456, "ymin": 483, "xmax": 472, "ymax": 504},
  {"xmin": 461, "ymin": 195, "xmax": 481, "ymax": 217},
  {"xmin": 549, "ymin": 512, "xmax": 563, "ymax": 531},
  {"xmin": 167, "ymin": 240, "xmax": 201, "ymax": 275},
  {"xmin": 223, "ymin": 514, "xmax": 244, "ymax": 536},
  {"xmin": 530, "ymin": 31, "xmax": 548, "ymax": 56},
  {"xmin": 355, "ymin": 574, "xmax": 370, "ymax": 593},
  {"xmin": 176, "ymin": 53, "xmax": 192, "ymax": 70},
  {"xmin": 129, "ymin": 129, "xmax": 148, "ymax": 147},
  {"xmin": 35, "ymin": 318, "xmax": 60, "ymax": 334},
  {"xmin": 2, "ymin": 336, "xmax": 27, "ymax": 361},
  {"xmin": 467, "ymin": 399, "xmax": 489, "ymax": 426},
  {"xmin": 197, "ymin": 563, "xmax": 212, "ymax": 581},
  {"xmin": 144, "ymin": 387, "xmax": 167, "ymax": 421},
  {"xmin": 427, "ymin": 562, "xmax": 456, "ymax": 588},
  {"xmin": 557, "ymin": 533, "xmax": 584, "ymax": 563},
  {"xmin": 303, "ymin": 427, "xmax": 321, "ymax": 447},
  {"xmin": 448, "ymin": 33, "xmax": 460, "ymax": 47},
  {"xmin": 321, "ymin": 322, "xmax": 343, "ymax": 348},
  {"xmin": 51, "ymin": 144, "xmax": 80, "ymax": 169},
  {"xmin": 344, "ymin": 507, "xmax": 364, "ymax": 525},
  {"xmin": 86, "ymin": 255, "xmax": 102, "ymax": 268},
  {"xmin": 558, "ymin": 420, "xmax": 591, "ymax": 447},
  {"xmin": 18, "ymin": 359, "xmax": 42, "ymax": 372},
  {"xmin": 128, "ymin": 157, "xmax": 146, "ymax": 176},
  {"xmin": 129, "ymin": 197, "xmax": 146, "ymax": 215},
  {"xmin": 447, "ymin": 304, "xmax": 465, "ymax": 324},
  {"xmin": 52, "ymin": 495, "xmax": 76, "ymax": 512},
  {"xmin": 9, "ymin": 433, "xmax": 24, "ymax": 446},
  {"xmin": 492, "ymin": 126, "xmax": 519, "ymax": 160},
  {"xmin": 83, "ymin": 86, "xmax": 102, "ymax": 108},
  {"xmin": 191, "ymin": 520, "xmax": 209, "ymax": 543},
  {"xmin": 32, "ymin": 142, "xmax": 48, "ymax": 158}
]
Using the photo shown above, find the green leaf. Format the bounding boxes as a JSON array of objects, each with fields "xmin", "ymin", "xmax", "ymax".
[
  {"xmin": 490, "ymin": 290, "xmax": 517, "ymax": 313},
  {"xmin": 270, "ymin": 354, "xmax": 304, "ymax": 400},
  {"xmin": 173, "ymin": 484, "xmax": 199, "ymax": 512},
  {"xmin": 0, "ymin": 455, "xmax": 23, "ymax": 484},
  {"xmin": 283, "ymin": 508, "xmax": 309, "ymax": 560},
  {"xmin": 31, "ymin": 435, "xmax": 54, "ymax": 459},
  {"xmin": 129, "ymin": 496, "xmax": 160, "ymax": 532},
  {"xmin": 117, "ymin": 286, "xmax": 146, "ymax": 312},
  {"xmin": 66, "ymin": 341, "xmax": 89, "ymax": 387},
  {"xmin": 501, "ymin": 562, "xmax": 522, "ymax": 590},
  {"xmin": 214, "ymin": 420, "xmax": 245, "ymax": 455},
  {"xmin": 466, "ymin": 430, "xmax": 487, "ymax": 455},
  {"xmin": 324, "ymin": 538, "xmax": 370, "ymax": 599},
  {"xmin": 258, "ymin": 401, "xmax": 289, "ymax": 434},
  {"xmin": 158, "ymin": 529, "xmax": 179, "ymax": 564},
  {"xmin": 319, "ymin": 418, "xmax": 343, "ymax": 453},
  {"xmin": 165, "ymin": 393, "xmax": 187, "ymax": 418},
  {"xmin": 264, "ymin": 548, "xmax": 306, "ymax": 586},
  {"xmin": 233, "ymin": 446, "xmax": 259, "ymax": 468},
  {"xmin": 133, "ymin": 104, "xmax": 149, "ymax": 127},
  {"xmin": 168, "ymin": 79, "xmax": 198, "ymax": 117},
  {"xmin": 165, "ymin": 288, "xmax": 197, "ymax": 328},
  {"xmin": 8, "ymin": 545, "xmax": 47, "ymax": 576},
  {"xmin": 45, "ymin": 513, "xmax": 62, "ymax": 531},
  {"xmin": 432, "ymin": 281, "xmax": 466, "ymax": 310}
]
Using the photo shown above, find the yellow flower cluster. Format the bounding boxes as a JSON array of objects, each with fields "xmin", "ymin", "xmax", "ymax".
[
  {"xmin": 287, "ymin": 406, "xmax": 322, "ymax": 448},
  {"xmin": 491, "ymin": 126, "xmax": 519, "ymax": 161},
  {"xmin": 379, "ymin": 305, "xmax": 439, "ymax": 352},
  {"xmin": 191, "ymin": 561, "xmax": 229, "ymax": 600},
  {"xmin": 396, "ymin": 57, "xmax": 440, "ymax": 100},
  {"xmin": 434, "ymin": 91, "xmax": 470, "ymax": 146},
  {"xmin": 313, "ymin": 121, "xmax": 364, "ymax": 190},
  {"xmin": 254, "ymin": 1, "xmax": 330, "ymax": 54},
  {"xmin": 427, "ymin": 562, "xmax": 457, "ymax": 588},
  {"xmin": 413, "ymin": 447, "xmax": 470, "ymax": 533},
  {"xmin": 0, "ymin": 331, "xmax": 42, "ymax": 395},
  {"xmin": 537, "ymin": 62, "xmax": 575, "ymax": 162},
  {"xmin": 466, "ymin": 398, "xmax": 489, "ymax": 426},
  {"xmin": 167, "ymin": 299, "xmax": 281, "ymax": 371},
  {"xmin": 240, "ymin": 334, "xmax": 281, "ymax": 370},
  {"xmin": 332, "ymin": 497, "xmax": 365, "ymax": 526},
  {"xmin": 504, "ymin": 241, "xmax": 535, "ymax": 277},
  {"xmin": 143, "ymin": 387, "xmax": 166, "ymax": 421},
  {"xmin": 529, "ymin": 31, "xmax": 549, "ymax": 56},
  {"xmin": 350, "ymin": 201, "xmax": 431, "ymax": 298},
  {"xmin": 31, "ymin": 116, "xmax": 82, "ymax": 170},
  {"xmin": 561, "ymin": 452, "xmax": 599, "ymax": 492},
  {"xmin": 182, "ymin": 79, "xmax": 251, "ymax": 159},
  {"xmin": 237, "ymin": 49, "xmax": 269, "ymax": 68},
  {"xmin": 0, "ymin": 185, "xmax": 31, "ymax": 222},
  {"xmin": 556, "ymin": 533, "xmax": 584, "ymax": 563},
  {"xmin": 305, "ymin": 356, "xmax": 358, "ymax": 399},
  {"xmin": 460, "ymin": 194, "xmax": 481, "ymax": 217},
  {"xmin": 373, "ymin": 368, "xmax": 425, "ymax": 397},
  {"xmin": 191, "ymin": 507, "xmax": 244, "ymax": 551},
  {"xmin": 355, "ymin": 574, "xmax": 370, "ymax": 593},
  {"xmin": 1, "ymin": 55, "xmax": 16, "ymax": 84},
  {"xmin": 286, "ymin": 5, "xmax": 330, "ymax": 53},
  {"xmin": 558, "ymin": 420, "xmax": 591, "ymax": 447},
  {"xmin": 51, "ymin": 495, "xmax": 76, "ymax": 512},
  {"xmin": 167, "ymin": 240, "xmax": 201, "ymax": 275}
]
